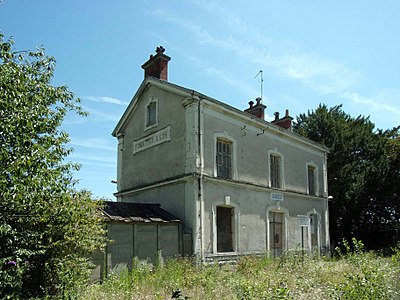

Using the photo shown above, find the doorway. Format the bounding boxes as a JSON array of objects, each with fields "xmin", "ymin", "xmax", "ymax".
[
  {"xmin": 309, "ymin": 213, "xmax": 319, "ymax": 257},
  {"xmin": 217, "ymin": 206, "xmax": 234, "ymax": 252},
  {"xmin": 269, "ymin": 211, "xmax": 284, "ymax": 257}
]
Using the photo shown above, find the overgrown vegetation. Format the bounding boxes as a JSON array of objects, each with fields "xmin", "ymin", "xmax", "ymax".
[
  {"xmin": 0, "ymin": 34, "xmax": 105, "ymax": 299},
  {"xmin": 82, "ymin": 239, "xmax": 400, "ymax": 300}
]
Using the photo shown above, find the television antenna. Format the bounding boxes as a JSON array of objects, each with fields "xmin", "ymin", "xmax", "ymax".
[{"xmin": 254, "ymin": 70, "xmax": 263, "ymax": 101}]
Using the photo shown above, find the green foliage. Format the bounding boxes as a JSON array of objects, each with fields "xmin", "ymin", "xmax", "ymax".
[
  {"xmin": 294, "ymin": 104, "xmax": 400, "ymax": 249},
  {"xmin": 392, "ymin": 242, "xmax": 400, "ymax": 267},
  {"xmin": 82, "ymin": 246, "xmax": 400, "ymax": 299},
  {"xmin": 334, "ymin": 239, "xmax": 390, "ymax": 299},
  {"xmin": 0, "ymin": 33, "xmax": 105, "ymax": 299}
]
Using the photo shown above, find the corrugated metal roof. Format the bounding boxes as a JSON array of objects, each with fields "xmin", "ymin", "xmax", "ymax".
[{"xmin": 101, "ymin": 201, "xmax": 181, "ymax": 223}]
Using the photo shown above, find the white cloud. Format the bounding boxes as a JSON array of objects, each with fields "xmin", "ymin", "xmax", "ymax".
[
  {"xmin": 70, "ymin": 137, "xmax": 116, "ymax": 152},
  {"xmin": 204, "ymin": 66, "xmax": 259, "ymax": 99},
  {"xmin": 69, "ymin": 153, "xmax": 116, "ymax": 164},
  {"xmin": 83, "ymin": 96, "xmax": 129, "ymax": 106},
  {"xmin": 83, "ymin": 106, "xmax": 121, "ymax": 122},
  {"xmin": 153, "ymin": 9, "xmax": 213, "ymax": 44},
  {"xmin": 191, "ymin": 0, "xmax": 248, "ymax": 33},
  {"xmin": 343, "ymin": 91, "xmax": 400, "ymax": 117},
  {"xmin": 153, "ymin": 10, "xmax": 361, "ymax": 96}
]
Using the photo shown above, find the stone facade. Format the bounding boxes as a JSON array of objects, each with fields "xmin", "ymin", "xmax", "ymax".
[{"xmin": 112, "ymin": 48, "xmax": 330, "ymax": 261}]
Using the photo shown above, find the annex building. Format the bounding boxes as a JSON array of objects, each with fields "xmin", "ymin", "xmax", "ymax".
[{"xmin": 109, "ymin": 46, "xmax": 330, "ymax": 269}]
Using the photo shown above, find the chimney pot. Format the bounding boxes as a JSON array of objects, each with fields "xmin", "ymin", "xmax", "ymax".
[
  {"xmin": 272, "ymin": 110, "xmax": 293, "ymax": 131},
  {"xmin": 142, "ymin": 46, "xmax": 171, "ymax": 81},
  {"xmin": 244, "ymin": 98, "xmax": 266, "ymax": 119}
]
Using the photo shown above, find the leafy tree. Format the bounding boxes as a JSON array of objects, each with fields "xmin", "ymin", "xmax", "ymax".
[
  {"xmin": 361, "ymin": 128, "xmax": 400, "ymax": 247},
  {"xmin": 294, "ymin": 104, "xmax": 400, "ymax": 249},
  {"xmin": 0, "ymin": 34, "xmax": 105, "ymax": 299}
]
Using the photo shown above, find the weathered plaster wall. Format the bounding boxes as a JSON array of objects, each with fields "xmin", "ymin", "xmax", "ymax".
[
  {"xmin": 118, "ymin": 85, "xmax": 187, "ymax": 190},
  {"xmin": 202, "ymin": 180, "xmax": 328, "ymax": 255},
  {"xmin": 201, "ymin": 107, "xmax": 326, "ymax": 196}
]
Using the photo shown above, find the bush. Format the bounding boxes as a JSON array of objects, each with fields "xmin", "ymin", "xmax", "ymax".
[{"xmin": 0, "ymin": 34, "xmax": 106, "ymax": 299}]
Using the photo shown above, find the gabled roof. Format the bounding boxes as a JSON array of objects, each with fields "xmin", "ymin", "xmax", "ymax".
[
  {"xmin": 112, "ymin": 77, "xmax": 193, "ymax": 137},
  {"xmin": 101, "ymin": 201, "xmax": 181, "ymax": 223},
  {"xmin": 112, "ymin": 76, "xmax": 329, "ymax": 153}
]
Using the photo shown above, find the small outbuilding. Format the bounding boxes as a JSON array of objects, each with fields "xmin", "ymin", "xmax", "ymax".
[{"xmin": 92, "ymin": 201, "xmax": 182, "ymax": 280}]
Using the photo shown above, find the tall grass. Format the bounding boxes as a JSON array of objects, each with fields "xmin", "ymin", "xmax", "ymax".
[{"xmin": 81, "ymin": 240, "xmax": 400, "ymax": 299}]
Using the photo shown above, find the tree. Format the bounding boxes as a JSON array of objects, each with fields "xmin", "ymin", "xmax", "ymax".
[
  {"xmin": 361, "ymin": 128, "xmax": 400, "ymax": 248},
  {"xmin": 0, "ymin": 34, "xmax": 105, "ymax": 299},
  {"xmin": 294, "ymin": 104, "xmax": 400, "ymax": 250}
]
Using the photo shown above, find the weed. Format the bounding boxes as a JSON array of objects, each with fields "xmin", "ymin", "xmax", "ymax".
[{"xmin": 81, "ymin": 240, "xmax": 400, "ymax": 300}]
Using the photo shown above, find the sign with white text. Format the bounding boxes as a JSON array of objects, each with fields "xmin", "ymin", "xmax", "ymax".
[
  {"xmin": 271, "ymin": 193, "xmax": 284, "ymax": 201},
  {"xmin": 298, "ymin": 215, "xmax": 310, "ymax": 227}
]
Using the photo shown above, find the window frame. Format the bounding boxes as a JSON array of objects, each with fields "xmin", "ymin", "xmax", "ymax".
[
  {"xmin": 213, "ymin": 131, "xmax": 237, "ymax": 180},
  {"xmin": 306, "ymin": 162, "xmax": 319, "ymax": 196},
  {"xmin": 266, "ymin": 204, "xmax": 289, "ymax": 257},
  {"xmin": 144, "ymin": 97, "xmax": 158, "ymax": 130},
  {"xmin": 268, "ymin": 150, "xmax": 285, "ymax": 189},
  {"xmin": 216, "ymin": 138, "xmax": 232, "ymax": 179},
  {"xmin": 307, "ymin": 209, "xmax": 321, "ymax": 258}
]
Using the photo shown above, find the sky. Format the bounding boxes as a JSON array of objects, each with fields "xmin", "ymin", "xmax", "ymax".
[{"xmin": 1, "ymin": 0, "xmax": 399, "ymax": 200}]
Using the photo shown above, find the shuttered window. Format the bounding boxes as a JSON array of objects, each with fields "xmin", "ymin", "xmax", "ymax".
[
  {"xmin": 216, "ymin": 139, "xmax": 232, "ymax": 179},
  {"xmin": 308, "ymin": 165, "xmax": 316, "ymax": 195},
  {"xmin": 147, "ymin": 102, "xmax": 157, "ymax": 126},
  {"xmin": 270, "ymin": 155, "xmax": 281, "ymax": 188}
]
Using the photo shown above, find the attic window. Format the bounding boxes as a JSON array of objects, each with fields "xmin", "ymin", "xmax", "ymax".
[{"xmin": 145, "ymin": 98, "xmax": 158, "ymax": 129}]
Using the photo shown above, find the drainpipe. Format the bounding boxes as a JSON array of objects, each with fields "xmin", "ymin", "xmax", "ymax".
[
  {"xmin": 324, "ymin": 152, "xmax": 331, "ymax": 257},
  {"xmin": 197, "ymin": 94, "xmax": 205, "ymax": 262},
  {"xmin": 326, "ymin": 195, "xmax": 332, "ymax": 257}
]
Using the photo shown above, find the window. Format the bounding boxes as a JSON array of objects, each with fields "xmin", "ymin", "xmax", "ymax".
[
  {"xmin": 147, "ymin": 101, "xmax": 157, "ymax": 127},
  {"xmin": 214, "ymin": 132, "xmax": 236, "ymax": 179},
  {"xmin": 307, "ymin": 164, "xmax": 318, "ymax": 195},
  {"xmin": 145, "ymin": 98, "xmax": 158, "ymax": 130},
  {"xmin": 307, "ymin": 165, "xmax": 316, "ymax": 195},
  {"xmin": 270, "ymin": 155, "xmax": 281, "ymax": 188},
  {"xmin": 216, "ymin": 139, "xmax": 232, "ymax": 179}
]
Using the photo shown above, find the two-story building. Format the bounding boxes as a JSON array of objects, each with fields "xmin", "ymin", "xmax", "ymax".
[{"xmin": 111, "ymin": 46, "xmax": 330, "ymax": 264}]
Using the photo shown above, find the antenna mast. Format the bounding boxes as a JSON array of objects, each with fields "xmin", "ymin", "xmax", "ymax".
[{"xmin": 255, "ymin": 70, "xmax": 263, "ymax": 101}]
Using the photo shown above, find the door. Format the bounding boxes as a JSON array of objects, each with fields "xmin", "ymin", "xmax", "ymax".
[
  {"xmin": 217, "ymin": 206, "xmax": 234, "ymax": 252},
  {"xmin": 309, "ymin": 214, "xmax": 319, "ymax": 257},
  {"xmin": 269, "ymin": 211, "xmax": 284, "ymax": 257}
]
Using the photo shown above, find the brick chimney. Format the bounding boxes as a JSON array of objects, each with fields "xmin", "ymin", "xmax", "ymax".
[
  {"xmin": 271, "ymin": 109, "xmax": 293, "ymax": 131},
  {"xmin": 141, "ymin": 46, "xmax": 171, "ymax": 81},
  {"xmin": 244, "ymin": 97, "xmax": 266, "ymax": 119}
]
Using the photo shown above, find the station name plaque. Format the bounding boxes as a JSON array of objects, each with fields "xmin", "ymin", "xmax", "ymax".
[
  {"xmin": 133, "ymin": 126, "xmax": 171, "ymax": 155},
  {"xmin": 271, "ymin": 192, "xmax": 284, "ymax": 201}
]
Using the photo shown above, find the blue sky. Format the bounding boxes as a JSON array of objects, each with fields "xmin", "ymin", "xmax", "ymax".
[{"xmin": 1, "ymin": 0, "xmax": 399, "ymax": 199}]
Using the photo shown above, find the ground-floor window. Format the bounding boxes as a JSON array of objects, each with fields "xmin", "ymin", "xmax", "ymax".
[{"xmin": 269, "ymin": 211, "xmax": 285, "ymax": 257}]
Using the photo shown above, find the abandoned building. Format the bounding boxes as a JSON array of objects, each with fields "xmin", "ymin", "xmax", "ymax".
[{"xmin": 107, "ymin": 46, "xmax": 330, "ymax": 271}]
